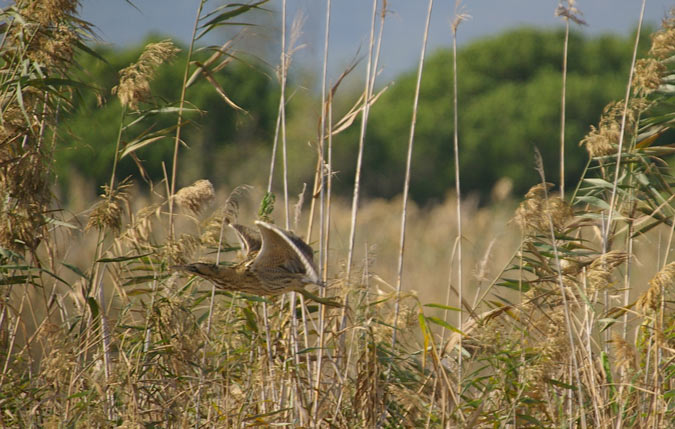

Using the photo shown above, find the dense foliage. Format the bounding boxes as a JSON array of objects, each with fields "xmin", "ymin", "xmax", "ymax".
[
  {"xmin": 56, "ymin": 41, "xmax": 279, "ymax": 195},
  {"xmin": 58, "ymin": 28, "xmax": 650, "ymax": 203},
  {"xmin": 334, "ymin": 27, "xmax": 652, "ymax": 201}
]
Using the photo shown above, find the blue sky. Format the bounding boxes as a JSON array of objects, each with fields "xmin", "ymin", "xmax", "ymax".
[{"xmin": 80, "ymin": 0, "xmax": 672, "ymax": 82}]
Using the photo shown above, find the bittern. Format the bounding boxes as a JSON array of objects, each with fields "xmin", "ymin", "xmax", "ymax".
[{"xmin": 173, "ymin": 221, "xmax": 340, "ymax": 307}]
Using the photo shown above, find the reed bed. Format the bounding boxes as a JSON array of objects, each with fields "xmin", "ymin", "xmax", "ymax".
[{"xmin": 0, "ymin": 0, "xmax": 673, "ymax": 427}]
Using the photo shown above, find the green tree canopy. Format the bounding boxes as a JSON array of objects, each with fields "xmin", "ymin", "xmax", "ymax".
[
  {"xmin": 330, "ymin": 27, "xmax": 651, "ymax": 202},
  {"xmin": 56, "ymin": 28, "xmax": 651, "ymax": 205},
  {"xmin": 55, "ymin": 38, "xmax": 279, "ymax": 198}
]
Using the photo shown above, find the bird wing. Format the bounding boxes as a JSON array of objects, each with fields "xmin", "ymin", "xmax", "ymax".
[
  {"xmin": 253, "ymin": 221, "xmax": 320, "ymax": 284},
  {"xmin": 229, "ymin": 223, "xmax": 262, "ymax": 257}
]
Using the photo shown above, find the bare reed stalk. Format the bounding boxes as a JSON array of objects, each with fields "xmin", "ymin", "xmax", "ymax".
[
  {"xmin": 450, "ymin": 1, "xmax": 466, "ymax": 385},
  {"xmin": 267, "ymin": 113, "xmax": 282, "ymax": 192},
  {"xmin": 556, "ymin": 1, "xmax": 585, "ymax": 196},
  {"xmin": 323, "ymin": 104, "xmax": 334, "ymax": 280},
  {"xmin": 312, "ymin": 0, "xmax": 332, "ymax": 422},
  {"xmin": 392, "ymin": 0, "xmax": 434, "ymax": 349},
  {"xmin": 108, "ymin": 108, "xmax": 126, "ymax": 192},
  {"xmin": 276, "ymin": 1, "xmax": 303, "ymax": 421},
  {"xmin": 369, "ymin": 1, "xmax": 387, "ymax": 92},
  {"xmin": 168, "ymin": 0, "xmax": 205, "ymax": 240},
  {"xmin": 280, "ymin": 0, "xmax": 290, "ymax": 229},
  {"xmin": 603, "ymin": 0, "xmax": 646, "ymax": 247},
  {"xmin": 345, "ymin": 0, "xmax": 378, "ymax": 281},
  {"xmin": 560, "ymin": 19, "xmax": 568, "ymax": 196}
]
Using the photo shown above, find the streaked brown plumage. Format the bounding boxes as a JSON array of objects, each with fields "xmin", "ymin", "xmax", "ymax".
[{"xmin": 174, "ymin": 221, "xmax": 340, "ymax": 307}]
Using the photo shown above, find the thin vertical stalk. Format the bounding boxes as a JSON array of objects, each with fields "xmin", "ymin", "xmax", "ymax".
[
  {"xmin": 603, "ymin": 0, "xmax": 646, "ymax": 247},
  {"xmin": 369, "ymin": 1, "xmax": 388, "ymax": 93},
  {"xmin": 450, "ymin": 4, "xmax": 464, "ymax": 385},
  {"xmin": 312, "ymin": 0, "xmax": 331, "ymax": 423},
  {"xmin": 107, "ymin": 107, "xmax": 126, "ymax": 195},
  {"xmin": 560, "ymin": 18, "xmax": 569, "ymax": 196},
  {"xmin": 345, "ymin": 0, "xmax": 378, "ymax": 281},
  {"xmin": 276, "ymin": 1, "xmax": 301, "ymax": 422},
  {"xmin": 168, "ymin": 0, "xmax": 205, "ymax": 240},
  {"xmin": 267, "ymin": 113, "xmax": 282, "ymax": 192},
  {"xmin": 391, "ymin": 0, "xmax": 434, "ymax": 349},
  {"xmin": 280, "ymin": 0, "xmax": 290, "ymax": 229}
]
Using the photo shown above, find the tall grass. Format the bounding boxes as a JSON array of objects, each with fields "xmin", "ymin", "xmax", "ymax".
[{"xmin": 1, "ymin": 0, "xmax": 674, "ymax": 427}]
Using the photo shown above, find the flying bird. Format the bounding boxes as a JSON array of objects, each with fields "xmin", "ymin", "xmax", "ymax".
[{"xmin": 173, "ymin": 221, "xmax": 340, "ymax": 307}]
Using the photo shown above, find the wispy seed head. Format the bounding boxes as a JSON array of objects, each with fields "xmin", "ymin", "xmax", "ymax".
[
  {"xmin": 611, "ymin": 332, "xmax": 636, "ymax": 375},
  {"xmin": 633, "ymin": 58, "xmax": 665, "ymax": 96},
  {"xmin": 112, "ymin": 40, "xmax": 180, "ymax": 110},
  {"xmin": 514, "ymin": 183, "xmax": 572, "ymax": 234},
  {"xmin": 580, "ymin": 99, "xmax": 648, "ymax": 158},
  {"xmin": 86, "ymin": 181, "xmax": 132, "ymax": 233},
  {"xmin": 636, "ymin": 262, "xmax": 675, "ymax": 314},
  {"xmin": 174, "ymin": 179, "xmax": 215, "ymax": 215},
  {"xmin": 586, "ymin": 251, "xmax": 629, "ymax": 294},
  {"xmin": 649, "ymin": 9, "xmax": 675, "ymax": 59}
]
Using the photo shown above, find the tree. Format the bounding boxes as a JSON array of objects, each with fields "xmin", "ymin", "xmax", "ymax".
[
  {"xmin": 331, "ymin": 27, "xmax": 651, "ymax": 203},
  {"xmin": 55, "ymin": 38, "xmax": 279, "ymax": 198}
]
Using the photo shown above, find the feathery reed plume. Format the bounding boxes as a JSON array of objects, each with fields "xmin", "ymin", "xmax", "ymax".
[
  {"xmin": 513, "ymin": 183, "xmax": 573, "ymax": 234},
  {"xmin": 611, "ymin": 332, "xmax": 636, "ymax": 375},
  {"xmin": 0, "ymin": 0, "xmax": 91, "ymax": 251},
  {"xmin": 174, "ymin": 179, "xmax": 215, "ymax": 215},
  {"xmin": 579, "ymin": 99, "xmax": 647, "ymax": 158},
  {"xmin": 112, "ymin": 40, "xmax": 180, "ymax": 110},
  {"xmin": 632, "ymin": 58, "xmax": 665, "ymax": 96},
  {"xmin": 649, "ymin": 9, "xmax": 675, "ymax": 59},
  {"xmin": 223, "ymin": 184, "xmax": 252, "ymax": 225},
  {"xmin": 13, "ymin": 0, "xmax": 83, "ymax": 73},
  {"xmin": 585, "ymin": 251, "xmax": 629, "ymax": 294},
  {"xmin": 164, "ymin": 234, "xmax": 200, "ymax": 266},
  {"xmin": 86, "ymin": 180, "xmax": 132, "ymax": 233},
  {"xmin": 636, "ymin": 262, "xmax": 675, "ymax": 314},
  {"xmin": 293, "ymin": 183, "xmax": 307, "ymax": 231}
]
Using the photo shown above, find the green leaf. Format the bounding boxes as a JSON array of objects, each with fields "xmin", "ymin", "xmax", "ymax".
[
  {"xmin": 45, "ymin": 217, "xmax": 78, "ymax": 230},
  {"xmin": 200, "ymin": 1, "xmax": 270, "ymax": 30},
  {"xmin": 598, "ymin": 318, "xmax": 617, "ymax": 332},
  {"xmin": 61, "ymin": 262, "xmax": 89, "ymax": 280},
  {"xmin": 97, "ymin": 252, "xmax": 154, "ymax": 263},
  {"xmin": 123, "ymin": 274, "xmax": 165, "ymax": 286},
  {"xmin": 497, "ymin": 280, "xmax": 531, "ymax": 293},
  {"xmin": 0, "ymin": 275, "xmax": 34, "ymax": 285},
  {"xmin": 426, "ymin": 316, "xmax": 462, "ymax": 334},
  {"xmin": 545, "ymin": 377, "xmax": 577, "ymax": 390},
  {"xmin": 516, "ymin": 414, "xmax": 544, "ymax": 426},
  {"xmin": 242, "ymin": 306, "xmax": 258, "ymax": 333},
  {"xmin": 127, "ymin": 288, "xmax": 154, "ymax": 296},
  {"xmin": 87, "ymin": 297, "xmax": 99, "ymax": 319},
  {"xmin": 424, "ymin": 303, "xmax": 461, "ymax": 312},
  {"xmin": 120, "ymin": 135, "xmax": 167, "ymax": 159},
  {"xmin": 575, "ymin": 195, "xmax": 610, "ymax": 210}
]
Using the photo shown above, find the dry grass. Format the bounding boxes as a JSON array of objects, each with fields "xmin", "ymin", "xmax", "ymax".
[{"xmin": 1, "ymin": 1, "xmax": 674, "ymax": 427}]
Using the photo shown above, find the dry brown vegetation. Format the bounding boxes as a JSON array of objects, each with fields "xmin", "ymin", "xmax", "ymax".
[{"xmin": 1, "ymin": 1, "xmax": 674, "ymax": 427}]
